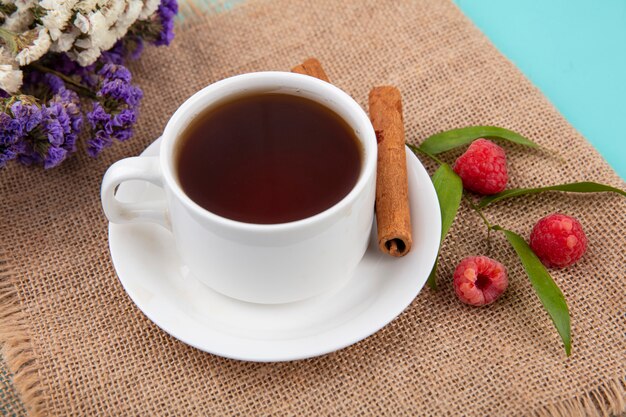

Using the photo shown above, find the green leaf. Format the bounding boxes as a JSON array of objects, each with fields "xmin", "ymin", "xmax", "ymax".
[
  {"xmin": 433, "ymin": 164, "xmax": 463, "ymax": 240},
  {"xmin": 427, "ymin": 259, "xmax": 438, "ymax": 289},
  {"xmin": 479, "ymin": 182, "xmax": 626, "ymax": 208},
  {"xmin": 419, "ymin": 126, "xmax": 539, "ymax": 155},
  {"xmin": 427, "ymin": 163, "xmax": 463, "ymax": 289},
  {"xmin": 497, "ymin": 227, "xmax": 571, "ymax": 356}
]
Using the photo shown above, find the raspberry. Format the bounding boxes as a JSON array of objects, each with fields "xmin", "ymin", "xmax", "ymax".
[
  {"xmin": 453, "ymin": 138, "xmax": 508, "ymax": 195},
  {"xmin": 529, "ymin": 213, "xmax": 587, "ymax": 268},
  {"xmin": 453, "ymin": 256, "xmax": 508, "ymax": 306}
]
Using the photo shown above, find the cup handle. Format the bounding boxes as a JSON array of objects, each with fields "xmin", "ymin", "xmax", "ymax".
[{"xmin": 101, "ymin": 155, "xmax": 170, "ymax": 230}]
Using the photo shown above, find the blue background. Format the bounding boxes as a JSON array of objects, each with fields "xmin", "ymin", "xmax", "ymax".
[{"xmin": 453, "ymin": 0, "xmax": 626, "ymax": 180}]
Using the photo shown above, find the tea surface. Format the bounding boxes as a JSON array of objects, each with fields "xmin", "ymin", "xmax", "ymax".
[{"xmin": 176, "ymin": 93, "xmax": 361, "ymax": 224}]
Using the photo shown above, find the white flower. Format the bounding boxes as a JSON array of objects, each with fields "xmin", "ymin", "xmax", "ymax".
[
  {"xmin": 100, "ymin": 0, "xmax": 125, "ymax": 27},
  {"xmin": 69, "ymin": 36, "xmax": 100, "ymax": 66},
  {"xmin": 41, "ymin": 10, "xmax": 70, "ymax": 40},
  {"xmin": 73, "ymin": 11, "xmax": 95, "ymax": 34},
  {"xmin": 110, "ymin": 0, "xmax": 142, "ymax": 43},
  {"xmin": 72, "ymin": 45, "xmax": 100, "ymax": 66},
  {"xmin": 72, "ymin": 36, "xmax": 93, "ymax": 50},
  {"xmin": 86, "ymin": 10, "xmax": 106, "ymax": 35},
  {"xmin": 2, "ymin": 7, "xmax": 34, "ymax": 32},
  {"xmin": 139, "ymin": 0, "xmax": 160, "ymax": 19},
  {"xmin": 75, "ymin": 0, "xmax": 99, "ymax": 14},
  {"xmin": 94, "ymin": 29, "xmax": 118, "ymax": 52},
  {"xmin": 81, "ymin": 9, "xmax": 110, "ymax": 48},
  {"xmin": 14, "ymin": 26, "xmax": 51, "ymax": 65},
  {"xmin": 95, "ymin": 0, "xmax": 127, "ymax": 51},
  {"xmin": 0, "ymin": 47, "xmax": 13, "ymax": 65},
  {"xmin": 73, "ymin": 12, "xmax": 89, "ymax": 33},
  {"xmin": 49, "ymin": 27, "xmax": 80, "ymax": 52},
  {"xmin": 69, "ymin": 0, "xmax": 144, "ymax": 65},
  {"xmin": 40, "ymin": 0, "xmax": 78, "ymax": 41},
  {"xmin": 14, "ymin": 0, "xmax": 37, "ymax": 8},
  {"xmin": 17, "ymin": 0, "xmax": 155, "ymax": 67},
  {"xmin": 0, "ymin": 64, "xmax": 23, "ymax": 93}
]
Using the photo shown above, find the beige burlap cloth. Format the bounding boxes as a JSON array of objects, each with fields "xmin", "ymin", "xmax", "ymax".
[{"xmin": 1, "ymin": 0, "xmax": 625, "ymax": 415}]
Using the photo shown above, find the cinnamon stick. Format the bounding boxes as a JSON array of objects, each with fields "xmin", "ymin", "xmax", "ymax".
[
  {"xmin": 291, "ymin": 58, "xmax": 330, "ymax": 82},
  {"xmin": 368, "ymin": 86, "xmax": 412, "ymax": 257}
]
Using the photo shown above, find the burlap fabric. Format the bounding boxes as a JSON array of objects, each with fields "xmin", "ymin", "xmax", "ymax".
[
  {"xmin": 1, "ymin": 0, "xmax": 625, "ymax": 415},
  {"xmin": 0, "ymin": 339, "xmax": 26, "ymax": 416}
]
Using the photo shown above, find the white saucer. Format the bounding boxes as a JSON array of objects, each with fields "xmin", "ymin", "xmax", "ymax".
[{"xmin": 108, "ymin": 138, "xmax": 441, "ymax": 362}]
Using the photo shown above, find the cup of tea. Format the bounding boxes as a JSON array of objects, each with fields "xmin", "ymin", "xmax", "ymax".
[{"xmin": 101, "ymin": 72, "xmax": 377, "ymax": 304}]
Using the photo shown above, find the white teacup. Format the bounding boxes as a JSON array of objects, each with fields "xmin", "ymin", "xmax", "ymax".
[{"xmin": 101, "ymin": 72, "xmax": 377, "ymax": 304}]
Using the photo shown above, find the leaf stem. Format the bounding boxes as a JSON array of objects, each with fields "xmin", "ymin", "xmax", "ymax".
[{"xmin": 464, "ymin": 194, "xmax": 492, "ymax": 228}]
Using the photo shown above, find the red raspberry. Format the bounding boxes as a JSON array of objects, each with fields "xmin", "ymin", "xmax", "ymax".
[
  {"xmin": 453, "ymin": 256, "xmax": 508, "ymax": 306},
  {"xmin": 453, "ymin": 138, "xmax": 508, "ymax": 195},
  {"xmin": 529, "ymin": 213, "xmax": 587, "ymax": 268}
]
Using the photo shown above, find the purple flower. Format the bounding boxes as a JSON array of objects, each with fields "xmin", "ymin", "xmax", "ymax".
[
  {"xmin": 0, "ymin": 145, "xmax": 18, "ymax": 168},
  {"xmin": 100, "ymin": 36, "xmax": 146, "ymax": 64},
  {"xmin": 43, "ymin": 113, "xmax": 65, "ymax": 146},
  {"xmin": 112, "ymin": 128, "xmax": 133, "ymax": 141},
  {"xmin": 86, "ymin": 63, "xmax": 142, "ymax": 157},
  {"xmin": 110, "ymin": 107, "xmax": 139, "ymax": 142},
  {"xmin": 20, "ymin": 72, "xmax": 83, "ymax": 156},
  {"xmin": 113, "ymin": 108, "xmax": 137, "ymax": 127},
  {"xmin": 15, "ymin": 148, "xmax": 39, "ymax": 166},
  {"xmin": 98, "ymin": 63, "xmax": 132, "ymax": 84},
  {"xmin": 49, "ymin": 86, "xmax": 83, "ymax": 151},
  {"xmin": 0, "ymin": 113, "xmax": 19, "ymax": 168},
  {"xmin": 99, "ymin": 79, "xmax": 142, "ymax": 106},
  {"xmin": 129, "ymin": 38, "xmax": 145, "ymax": 60},
  {"xmin": 87, "ymin": 102, "xmax": 113, "ymax": 135},
  {"xmin": 10, "ymin": 102, "xmax": 43, "ymax": 136},
  {"xmin": 18, "ymin": 102, "xmax": 74, "ymax": 169},
  {"xmin": 0, "ymin": 117, "xmax": 21, "ymax": 158},
  {"xmin": 0, "ymin": 6, "xmax": 170, "ymax": 169},
  {"xmin": 100, "ymin": 41, "xmax": 125, "ymax": 65},
  {"xmin": 0, "ymin": 113, "xmax": 16, "ymax": 144},
  {"xmin": 43, "ymin": 145, "xmax": 68, "ymax": 169},
  {"xmin": 1, "ymin": 86, "xmax": 82, "ymax": 169},
  {"xmin": 49, "ymin": 54, "xmax": 98, "ymax": 88},
  {"xmin": 86, "ymin": 129, "xmax": 112, "ymax": 158},
  {"xmin": 154, "ymin": 0, "xmax": 178, "ymax": 46},
  {"xmin": 43, "ymin": 73, "xmax": 65, "ymax": 93}
]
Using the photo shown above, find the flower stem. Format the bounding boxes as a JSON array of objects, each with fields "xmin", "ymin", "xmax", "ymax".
[{"xmin": 30, "ymin": 63, "xmax": 97, "ymax": 99}]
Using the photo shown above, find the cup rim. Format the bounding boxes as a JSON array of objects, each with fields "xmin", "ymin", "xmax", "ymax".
[{"xmin": 160, "ymin": 71, "xmax": 377, "ymax": 232}]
